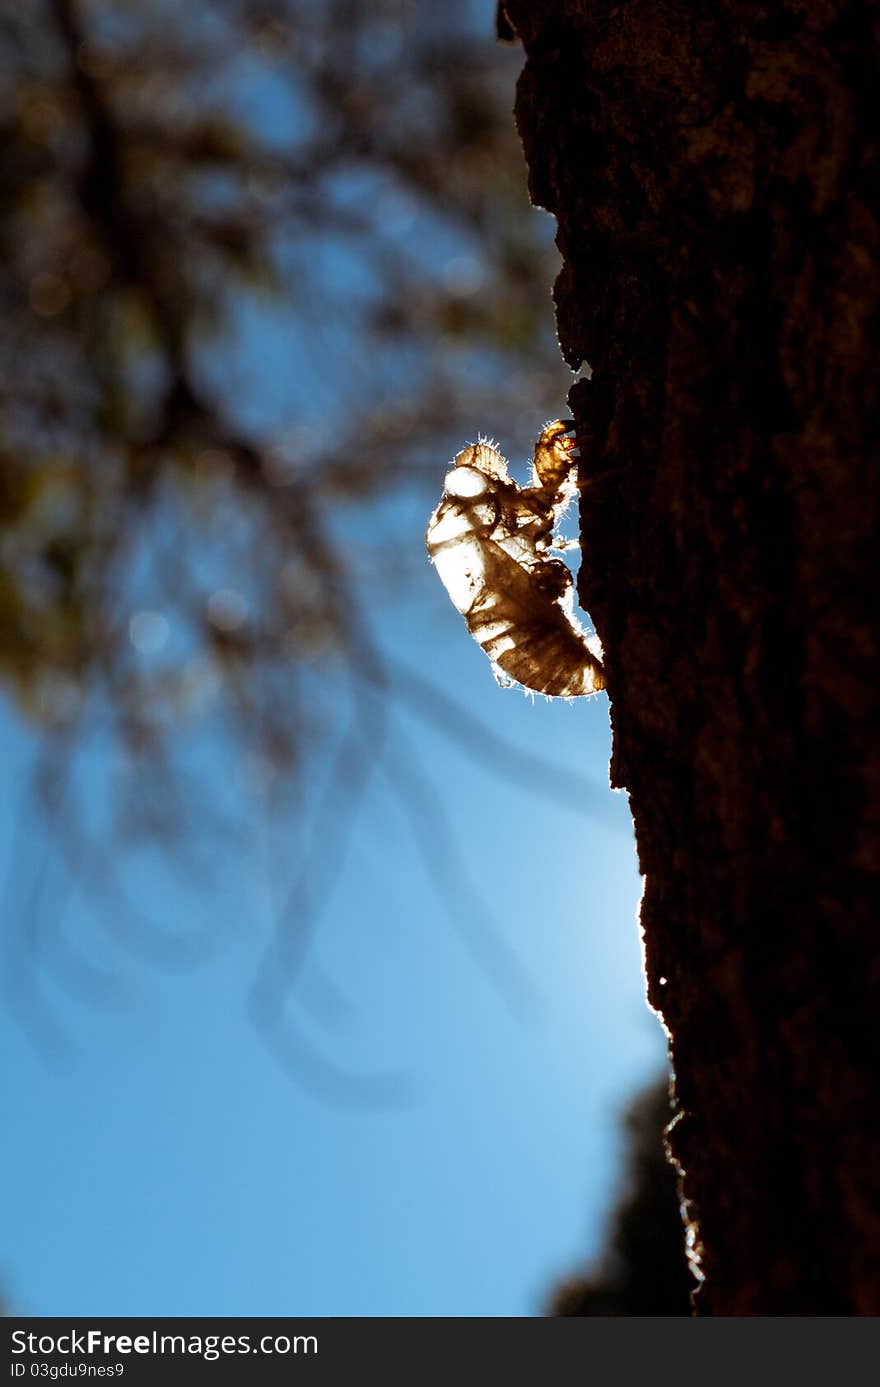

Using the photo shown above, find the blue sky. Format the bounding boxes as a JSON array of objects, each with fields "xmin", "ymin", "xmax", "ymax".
[
  {"xmin": 1, "ymin": 548, "xmax": 666, "ymax": 1317},
  {"xmin": 0, "ymin": 0, "xmax": 667, "ymax": 1317}
]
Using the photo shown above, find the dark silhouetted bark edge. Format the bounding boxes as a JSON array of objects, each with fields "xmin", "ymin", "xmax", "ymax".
[
  {"xmin": 548, "ymin": 1079, "xmax": 693, "ymax": 1316},
  {"xmin": 503, "ymin": 0, "xmax": 879, "ymax": 1314}
]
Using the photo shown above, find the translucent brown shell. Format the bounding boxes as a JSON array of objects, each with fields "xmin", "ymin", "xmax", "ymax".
[{"xmin": 426, "ymin": 421, "xmax": 605, "ymax": 698}]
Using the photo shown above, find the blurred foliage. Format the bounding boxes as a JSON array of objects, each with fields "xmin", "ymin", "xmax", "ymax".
[
  {"xmin": 548, "ymin": 1079, "xmax": 694, "ymax": 1316},
  {"xmin": 0, "ymin": 0, "xmax": 569, "ymax": 787},
  {"xmin": 0, "ymin": 0, "xmax": 591, "ymax": 1085}
]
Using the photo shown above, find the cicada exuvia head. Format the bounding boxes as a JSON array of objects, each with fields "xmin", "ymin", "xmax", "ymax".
[{"xmin": 530, "ymin": 419, "xmax": 580, "ymax": 489}]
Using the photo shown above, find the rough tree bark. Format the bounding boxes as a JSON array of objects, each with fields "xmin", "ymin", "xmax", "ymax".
[{"xmin": 501, "ymin": 0, "xmax": 879, "ymax": 1314}]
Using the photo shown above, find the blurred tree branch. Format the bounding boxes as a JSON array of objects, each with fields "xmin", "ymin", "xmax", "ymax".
[{"xmin": 1, "ymin": 1, "xmax": 608, "ymax": 1084}]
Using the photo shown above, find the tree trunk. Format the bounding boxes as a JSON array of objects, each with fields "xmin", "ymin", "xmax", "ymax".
[{"xmin": 502, "ymin": 0, "xmax": 879, "ymax": 1314}]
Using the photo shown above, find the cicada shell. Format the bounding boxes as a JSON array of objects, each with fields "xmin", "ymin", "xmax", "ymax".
[{"xmin": 426, "ymin": 420, "xmax": 605, "ymax": 698}]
